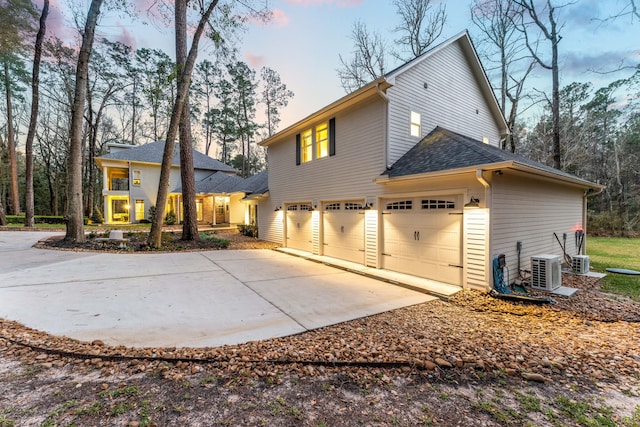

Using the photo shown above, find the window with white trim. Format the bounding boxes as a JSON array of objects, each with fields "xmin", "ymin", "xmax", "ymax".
[
  {"xmin": 135, "ymin": 199, "xmax": 145, "ymax": 220},
  {"xmin": 132, "ymin": 170, "xmax": 141, "ymax": 186},
  {"xmin": 301, "ymin": 129, "xmax": 312, "ymax": 163},
  {"xmin": 345, "ymin": 202, "xmax": 364, "ymax": 210},
  {"xmin": 316, "ymin": 122, "xmax": 329, "ymax": 158},
  {"xmin": 421, "ymin": 199, "xmax": 455, "ymax": 210},
  {"xmin": 386, "ymin": 200, "xmax": 413, "ymax": 210},
  {"xmin": 410, "ymin": 111, "xmax": 421, "ymax": 137}
]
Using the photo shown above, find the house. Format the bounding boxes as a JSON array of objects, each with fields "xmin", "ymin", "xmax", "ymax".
[
  {"xmin": 95, "ymin": 141, "xmax": 263, "ymax": 226},
  {"xmin": 257, "ymin": 31, "xmax": 604, "ymax": 290}
]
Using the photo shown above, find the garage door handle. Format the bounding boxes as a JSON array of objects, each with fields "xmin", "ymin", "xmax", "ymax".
[
  {"xmin": 449, "ymin": 264, "xmax": 464, "ymax": 269},
  {"xmin": 382, "ymin": 253, "xmax": 391, "ymax": 256}
]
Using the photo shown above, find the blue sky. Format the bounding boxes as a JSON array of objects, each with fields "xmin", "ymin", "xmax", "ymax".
[{"xmin": 43, "ymin": 0, "xmax": 639, "ymax": 130}]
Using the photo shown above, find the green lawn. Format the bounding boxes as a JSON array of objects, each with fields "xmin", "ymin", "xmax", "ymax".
[{"xmin": 587, "ymin": 237, "xmax": 640, "ymax": 301}]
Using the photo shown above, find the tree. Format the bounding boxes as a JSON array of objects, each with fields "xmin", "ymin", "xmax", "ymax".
[
  {"xmin": 24, "ymin": 0, "xmax": 49, "ymax": 227},
  {"xmin": 228, "ymin": 60, "xmax": 259, "ymax": 177},
  {"xmin": 0, "ymin": 0, "xmax": 37, "ymax": 215},
  {"xmin": 260, "ymin": 66, "xmax": 294, "ymax": 137},
  {"xmin": 193, "ymin": 59, "xmax": 219, "ymax": 155},
  {"xmin": 65, "ymin": 0, "xmax": 103, "ymax": 243},
  {"xmin": 392, "ymin": 0, "xmax": 446, "ymax": 61},
  {"xmin": 337, "ymin": 21, "xmax": 387, "ymax": 92},
  {"xmin": 513, "ymin": 0, "xmax": 569, "ymax": 170},
  {"xmin": 135, "ymin": 48, "xmax": 176, "ymax": 142},
  {"xmin": 471, "ymin": 0, "xmax": 534, "ymax": 152},
  {"xmin": 176, "ymin": 0, "xmax": 198, "ymax": 241},
  {"xmin": 208, "ymin": 77, "xmax": 237, "ymax": 163},
  {"xmin": 148, "ymin": 1, "xmax": 229, "ymax": 248}
]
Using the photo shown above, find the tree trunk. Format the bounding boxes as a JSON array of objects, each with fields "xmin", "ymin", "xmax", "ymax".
[
  {"xmin": 147, "ymin": 0, "xmax": 220, "ymax": 248},
  {"xmin": 24, "ymin": 0, "xmax": 49, "ymax": 227},
  {"xmin": 551, "ymin": 23, "xmax": 560, "ymax": 170},
  {"xmin": 176, "ymin": 0, "xmax": 199, "ymax": 241},
  {"xmin": 4, "ymin": 60, "xmax": 20, "ymax": 215},
  {"xmin": 65, "ymin": 0, "xmax": 102, "ymax": 242}
]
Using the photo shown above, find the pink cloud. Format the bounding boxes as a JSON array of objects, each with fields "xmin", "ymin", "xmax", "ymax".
[
  {"xmin": 113, "ymin": 22, "xmax": 137, "ymax": 50},
  {"xmin": 271, "ymin": 9, "xmax": 290, "ymax": 27},
  {"xmin": 286, "ymin": 0, "xmax": 362, "ymax": 6},
  {"xmin": 245, "ymin": 51, "xmax": 265, "ymax": 69},
  {"xmin": 33, "ymin": 0, "xmax": 75, "ymax": 42}
]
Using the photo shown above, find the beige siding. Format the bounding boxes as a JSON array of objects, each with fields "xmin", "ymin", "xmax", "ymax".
[
  {"xmin": 229, "ymin": 194, "xmax": 245, "ymax": 224},
  {"xmin": 491, "ymin": 174, "xmax": 584, "ymax": 274},
  {"xmin": 387, "ymin": 40, "xmax": 503, "ymax": 165},
  {"xmin": 261, "ymin": 100, "xmax": 387, "ymax": 246},
  {"xmin": 464, "ymin": 208, "xmax": 489, "ymax": 289}
]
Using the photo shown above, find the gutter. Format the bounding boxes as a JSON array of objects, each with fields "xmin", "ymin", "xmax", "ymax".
[
  {"xmin": 475, "ymin": 169, "xmax": 490, "ymax": 208},
  {"xmin": 376, "ymin": 82, "xmax": 391, "ymax": 170}
]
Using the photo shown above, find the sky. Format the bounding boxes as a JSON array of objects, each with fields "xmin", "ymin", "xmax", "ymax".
[{"xmin": 39, "ymin": 0, "xmax": 640, "ymax": 133}]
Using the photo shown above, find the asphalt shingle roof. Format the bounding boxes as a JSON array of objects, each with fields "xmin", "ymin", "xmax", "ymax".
[
  {"xmin": 385, "ymin": 126, "xmax": 583, "ymax": 182},
  {"xmin": 98, "ymin": 141, "xmax": 237, "ymax": 173},
  {"xmin": 174, "ymin": 170, "xmax": 269, "ymax": 195}
]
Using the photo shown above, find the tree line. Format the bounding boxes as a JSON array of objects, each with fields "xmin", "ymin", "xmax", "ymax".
[{"xmin": 0, "ymin": 0, "xmax": 293, "ymax": 245}]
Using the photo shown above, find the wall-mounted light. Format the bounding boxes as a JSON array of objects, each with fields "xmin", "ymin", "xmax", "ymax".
[
  {"xmin": 274, "ymin": 206, "xmax": 281, "ymax": 212},
  {"xmin": 423, "ymin": 82, "xmax": 428, "ymax": 89},
  {"xmin": 464, "ymin": 197, "xmax": 480, "ymax": 208}
]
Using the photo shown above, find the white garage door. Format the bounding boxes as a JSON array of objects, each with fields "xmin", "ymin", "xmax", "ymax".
[
  {"xmin": 322, "ymin": 201, "xmax": 365, "ymax": 264},
  {"xmin": 286, "ymin": 203, "xmax": 313, "ymax": 252},
  {"xmin": 382, "ymin": 197, "xmax": 463, "ymax": 286}
]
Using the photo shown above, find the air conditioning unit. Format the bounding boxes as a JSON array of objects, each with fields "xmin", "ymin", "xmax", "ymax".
[
  {"xmin": 572, "ymin": 255, "xmax": 590, "ymax": 274},
  {"xmin": 531, "ymin": 254, "xmax": 562, "ymax": 291}
]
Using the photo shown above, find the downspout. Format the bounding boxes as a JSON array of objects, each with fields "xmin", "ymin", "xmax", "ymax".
[
  {"xmin": 376, "ymin": 82, "xmax": 390, "ymax": 170},
  {"xmin": 582, "ymin": 187, "xmax": 604, "ymax": 255},
  {"xmin": 475, "ymin": 169, "xmax": 490, "ymax": 206}
]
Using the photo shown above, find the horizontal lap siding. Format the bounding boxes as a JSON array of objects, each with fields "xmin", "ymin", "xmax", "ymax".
[
  {"xmin": 387, "ymin": 41, "xmax": 503, "ymax": 165},
  {"xmin": 491, "ymin": 174, "xmax": 583, "ymax": 272},
  {"xmin": 260, "ymin": 100, "xmax": 387, "ymax": 244}
]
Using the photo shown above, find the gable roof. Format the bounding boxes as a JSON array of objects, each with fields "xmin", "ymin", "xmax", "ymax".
[
  {"xmin": 261, "ymin": 30, "xmax": 508, "ymax": 148},
  {"xmin": 96, "ymin": 140, "xmax": 237, "ymax": 173},
  {"xmin": 380, "ymin": 127, "xmax": 602, "ymax": 190}
]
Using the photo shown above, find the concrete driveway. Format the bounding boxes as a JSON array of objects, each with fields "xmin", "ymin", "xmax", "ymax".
[{"xmin": 0, "ymin": 231, "xmax": 435, "ymax": 348}]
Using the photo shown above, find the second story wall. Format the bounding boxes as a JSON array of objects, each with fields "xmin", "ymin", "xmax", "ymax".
[
  {"xmin": 267, "ymin": 97, "xmax": 387, "ymax": 206},
  {"xmin": 387, "ymin": 39, "xmax": 504, "ymax": 165}
]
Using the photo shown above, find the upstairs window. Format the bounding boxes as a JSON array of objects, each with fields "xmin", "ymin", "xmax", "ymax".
[
  {"xmin": 316, "ymin": 122, "xmax": 329, "ymax": 158},
  {"xmin": 132, "ymin": 170, "xmax": 141, "ymax": 186},
  {"xmin": 410, "ymin": 111, "xmax": 421, "ymax": 137},
  {"xmin": 296, "ymin": 118, "xmax": 336, "ymax": 165},
  {"xmin": 301, "ymin": 129, "xmax": 313, "ymax": 163}
]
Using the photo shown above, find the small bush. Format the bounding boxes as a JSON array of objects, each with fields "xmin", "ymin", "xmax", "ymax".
[
  {"xmin": 165, "ymin": 211, "xmax": 177, "ymax": 225},
  {"xmin": 91, "ymin": 207, "xmax": 104, "ymax": 224},
  {"xmin": 238, "ymin": 224, "xmax": 258, "ymax": 238}
]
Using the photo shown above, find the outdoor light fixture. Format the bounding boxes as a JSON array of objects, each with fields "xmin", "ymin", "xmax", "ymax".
[
  {"xmin": 464, "ymin": 197, "xmax": 480, "ymax": 208},
  {"xmin": 274, "ymin": 206, "xmax": 281, "ymax": 212}
]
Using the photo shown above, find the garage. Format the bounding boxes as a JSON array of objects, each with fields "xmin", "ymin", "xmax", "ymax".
[
  {"xmin": 322, "ymin": 201, "xmax": 365, "ymax": 264},
  {"xmin": 285, "ymin": 203, "xmax": 313, "ymax": 252},
  {"xmin": 382, "ymin": 196, "xmax": 463, "ymax": 286}
]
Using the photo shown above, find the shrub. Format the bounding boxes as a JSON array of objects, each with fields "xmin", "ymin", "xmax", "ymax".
[
  {"xmin": 164, "ymin": 211, "xmax": 177, "ymax": 225},
  {"xmin": 237, "ymin": 224, "xmax": 258, "ymax": 238},
  {"xmin": 91, "ymin": 207, "xmax": 104, "ymax": 224}
]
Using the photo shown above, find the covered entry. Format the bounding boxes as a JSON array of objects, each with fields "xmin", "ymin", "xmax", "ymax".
[
  {"xmin": 382, "ymin": 196, "xmax": 463, "ymax": 286},
  {"xmin": 322, "ymin": 200, "xmax": 365, "ymax": 264},
  {"xmin": 285, "ymin": 203, "xmax": 313, "ymax": 252}
]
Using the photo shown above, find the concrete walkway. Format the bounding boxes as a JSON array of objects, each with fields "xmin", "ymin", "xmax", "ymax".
[{"xmin": 0, "ymin": 232, "xmax": 436, "ymax": 349}]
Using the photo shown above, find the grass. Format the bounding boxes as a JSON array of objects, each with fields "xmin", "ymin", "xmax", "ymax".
[{"xmin": 587, "ymin": 237, "xmax": 640, "ymax": 301}]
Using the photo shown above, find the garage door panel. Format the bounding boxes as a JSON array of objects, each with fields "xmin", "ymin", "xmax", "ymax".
[
  {"xmin": 286, "ymin": 205, "xmax": 313, "ymax": 252},
  {"xmin": 323, "ymin": 203, "xmax": 365, "ymax": 264},
  {"xmin": 382, "ymin": 196, "xmax": 462, "ymax": 286}
]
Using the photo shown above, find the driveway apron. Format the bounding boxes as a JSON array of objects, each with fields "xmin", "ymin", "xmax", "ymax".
[{"xmin": 0, "ymin": 231, "xmax": 435, "ymax": 348}]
